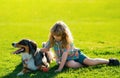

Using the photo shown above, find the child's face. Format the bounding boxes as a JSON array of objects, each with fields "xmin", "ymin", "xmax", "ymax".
[{"xmin": 53, "ymin": 35, "xmax": 62, "ymax": 41}]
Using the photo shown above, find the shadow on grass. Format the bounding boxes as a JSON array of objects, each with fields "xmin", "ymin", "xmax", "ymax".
[
  {"xmin": 2, "ymin": 63, "xmax": 23, "ymax": 78},
  {"xmin": 2, "ymin": 62, "xmax": 110, "ymax": 78},
  {"xmin": 2, "ymin": 62, "xmax": 68, "ymax": 78}
]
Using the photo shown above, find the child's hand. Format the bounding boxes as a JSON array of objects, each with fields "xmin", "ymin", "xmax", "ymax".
[
  {"xmin": 40, "ymin": 48, "xmax": 49, "ymax": 52},
  {"xmin": 55, "ymin": 69, "xmax": 62, "ymax": 73},
  {"xmin": 56, "ymin": 58, "xmax": 61, "ymax": 65}
]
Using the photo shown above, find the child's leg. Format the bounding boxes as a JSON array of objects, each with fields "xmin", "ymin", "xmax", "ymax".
[
  {"xmin": 83, "ymin": 58, "xmax": 109, "ymax": 66},
  {"xmin": 65, "ymin": 60, "xmax": 83, "ymax": 68}
]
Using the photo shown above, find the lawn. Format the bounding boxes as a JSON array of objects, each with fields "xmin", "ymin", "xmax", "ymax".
[{"xmin": 0, "ymin": 0, "xmax": 120, "ymax": 78}]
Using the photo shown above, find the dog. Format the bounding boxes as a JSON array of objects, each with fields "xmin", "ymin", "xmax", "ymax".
[{"xmin": 12, "ymin": 39, "xmax": 53, "ymax": 76}]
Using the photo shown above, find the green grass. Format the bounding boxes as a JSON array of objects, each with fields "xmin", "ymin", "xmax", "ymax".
[{"xmin": 0, "ymin": 0, "xmax": 120, "ymax": 78}]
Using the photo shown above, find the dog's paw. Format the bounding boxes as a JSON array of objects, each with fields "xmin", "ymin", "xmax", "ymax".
[{"xmin": 17, "ymin": 72, "xmax": 24, "ymax": 76}]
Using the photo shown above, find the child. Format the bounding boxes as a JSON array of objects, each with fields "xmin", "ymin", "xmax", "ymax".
[{"xmin": 41, "ymin": 21, "xmax": 119, "ymax": 72}]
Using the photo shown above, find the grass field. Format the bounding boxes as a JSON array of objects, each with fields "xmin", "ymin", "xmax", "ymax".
[{"xmin": 0, "ymin": 0, "xmax": 120, "ymax": 78}]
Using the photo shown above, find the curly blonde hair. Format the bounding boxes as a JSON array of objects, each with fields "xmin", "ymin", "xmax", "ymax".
[{"xmin": 49, "ymin": 21, "xmax": 73, "ymax": 48}]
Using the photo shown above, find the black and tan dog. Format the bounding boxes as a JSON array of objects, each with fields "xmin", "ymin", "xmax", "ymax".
[{"xmin": 12, "ymin": 39, "xmax": 53, "ymax": 76}]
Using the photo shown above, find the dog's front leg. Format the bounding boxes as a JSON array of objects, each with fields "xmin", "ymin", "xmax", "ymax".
[
  {"xmin": 17, "ymin": 68, "xmax": 30, "ymax": 76},
  {"xmin": 17, "ymin": 64, "xmax": 26, "ymax": 76},
  {"xmin": 17, "ymin": 71, "xmax": 24, "ymax": 76},
  {"xmin": 17, "ymin": 64, "xmax": 30, "ymax": 76}
]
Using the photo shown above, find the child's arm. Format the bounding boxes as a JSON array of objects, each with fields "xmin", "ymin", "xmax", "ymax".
[
  {"xmin": 40, "ymin": 41, "xmax": 50, "ymax": 52},
  {"xmin": 55, "ymin": 51, "xmax": 68, "ymax": 72},
  {"xmin": 55, "ymin": 44, "xmax": 70, "ymax": 72},
  {"xmin": 40, "ymin": 48, "xmax": 49, "ymax": 52}
]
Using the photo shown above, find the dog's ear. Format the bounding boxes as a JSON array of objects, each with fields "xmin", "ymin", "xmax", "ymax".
[
  {"xmin": 34, "ymin": 50, "xmax": 49, "ymax": 67},
  {"xmin": 34, "ymin": 51, "xmax": 43, "ymax": 66},
  {"xmin": 28, "ymin": 40, "xmax": 37, "ymax": 55}
]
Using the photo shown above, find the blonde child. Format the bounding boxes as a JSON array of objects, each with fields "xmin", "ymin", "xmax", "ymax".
[{"xmin": 41, "ymin": 21, "xmax": 119, "ymax": 72}]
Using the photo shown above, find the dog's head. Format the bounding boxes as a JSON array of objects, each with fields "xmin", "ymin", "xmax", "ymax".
[{"xmin": 12, "ymin": 39, "xmax": 37, "ymax": 55}]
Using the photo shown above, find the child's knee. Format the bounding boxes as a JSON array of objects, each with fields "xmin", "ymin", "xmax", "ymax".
[{"xmin": 83, "ymin": 58, "xmax": 95, "ymax": 66}]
